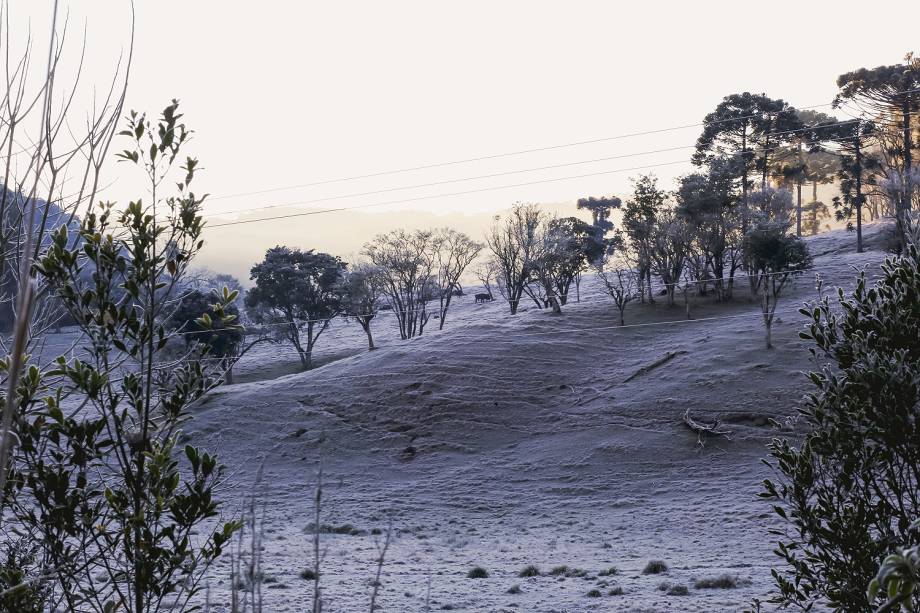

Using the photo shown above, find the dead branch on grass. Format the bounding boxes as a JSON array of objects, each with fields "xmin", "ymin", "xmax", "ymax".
[
  {"xmin": 682, "ymin": 409, "xmax": 733, "ymax": 446},
  {"xmin": 623, "ymin": 350, "xmax": 688, "ymax": 383}
]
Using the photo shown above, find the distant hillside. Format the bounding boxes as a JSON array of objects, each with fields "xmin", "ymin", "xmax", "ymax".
[
  {"xmin": 1, "ymin": 187, "xmax": 82, "ymax": 240},
  {"xmin": 0, "ymin": 187, "xmax": 82, "ymax": 330}
]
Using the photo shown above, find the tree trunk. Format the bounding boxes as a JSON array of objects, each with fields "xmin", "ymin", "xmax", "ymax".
[
  {"xmin": 741, "ymin": 125, "xmax": 749, "ymax": 234},
  {"xmin": 418, "ymin": 309, "xmax": 428, "ymax": 336},
  {"xmin": 761, "ymin": 128, "xmax": 771, "ymax": 193},
  {"xmin": 288, "ymin": 320, "xmax": 310, "ymax": 370},
  {"xmin": 855, "ymin": 137, "xmax": 864, "ymax": 253},
  {"xmin": 902, "ymin": 97, "xmax": 913, "ymax": 216},
  {"xmin": 637, "ymin": 269, "xmax": 646, "ymax": 304},
  {"xmin": 796, "ymin": 141, "xmax": 803, "ymax": 237},
  {"xmin": 438, "ymin": 294, "xmax": 452, "ymax": 330},
  {"xmin": 362, "ymin": 320, "xmax": 375, "ymax": 350},
  {"xmin": 763, "ymin": 282, "xmax": 773, "ymax": 349},
  {"xmin": 304, "ymin": 321, "xmax": 316, "ymax": 369},
  {"xmin": 646, "ymin": 268, "xmax": 654, "ymax": 304}
]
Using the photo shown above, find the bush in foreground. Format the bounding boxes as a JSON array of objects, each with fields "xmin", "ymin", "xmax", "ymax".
[{"xmin": 763, "ymin": 240, "xmax": 920, "ymax": 610}]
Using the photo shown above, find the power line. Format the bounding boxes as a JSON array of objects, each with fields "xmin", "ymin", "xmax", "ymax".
[
  {"xmin": 206, "ymin": 86, "xmax": 920, "ymax": 203},
  {"xmin": 205, "ymin": 159, "xmax": 690, "ymax": 229},
  {"xmin": 204, "ymin": 131, "xmax": 864, "ymax": 231},
  {"xmin": 208, "ymin": 145, "xmax": 693, "ymax": 217},
  {"xmin": 202, "ymin": 147, "xmax": 841, "ymax": 231},
  {"xmin": 206, "ymin": 123, "xmax": 862, "ymax": 219}
]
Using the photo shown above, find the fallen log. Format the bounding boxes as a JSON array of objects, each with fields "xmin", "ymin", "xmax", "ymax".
[{"xmin": 623, "ymin": 350, "xmax": 688, "ymax": 383}]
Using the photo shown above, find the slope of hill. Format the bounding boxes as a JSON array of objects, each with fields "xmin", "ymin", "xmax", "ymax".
[{"xmin": 190, "ymin": 222, "xmax": 890, "ymax": 612}]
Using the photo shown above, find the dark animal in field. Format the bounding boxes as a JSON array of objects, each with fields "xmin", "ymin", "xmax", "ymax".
[{"xmin": 474, "ymin": 293, "xmax": 492, "ymax": 304}]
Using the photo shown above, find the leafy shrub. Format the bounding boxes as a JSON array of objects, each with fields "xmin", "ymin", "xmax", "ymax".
[
  {"xmin": 762, "ymin": 242, "xmax": 920, "ymax": 610},
  {"xmin": 0, "ymin": 539, "xmax": 46, "ymax": 612},
  {"xmin": 3, "ymin": 102, "xmax": 239, "ymax": 611},
  {"xmin": 868, "ymin": 529, "xmax": 920, "ymax": 612},
  {"xmin": 167, "ymin": 288, "xmax": 244, "ymax": 359}
]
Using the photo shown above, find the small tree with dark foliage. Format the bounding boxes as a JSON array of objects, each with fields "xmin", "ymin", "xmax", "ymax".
[
  {"xmin": 246, "ymin": 247, "xmax": 346, "ymax": 369},
  {"xmin": 168, "ymin": 287, "xmax": 244, "ymax": 370},
  {"xmin": 744, "ymin": 223, "xmax": 811, "ymax": 348}
]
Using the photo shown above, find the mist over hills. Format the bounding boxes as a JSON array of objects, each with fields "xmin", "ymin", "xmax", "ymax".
[{"xmin": 198, "ymin": 200, "xmax": 584, "ymax": 284}]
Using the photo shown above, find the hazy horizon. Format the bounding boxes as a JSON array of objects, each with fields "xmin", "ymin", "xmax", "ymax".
[{"xmin": 8, "ymin": 1, "xmax": 919, "ymax": 279}]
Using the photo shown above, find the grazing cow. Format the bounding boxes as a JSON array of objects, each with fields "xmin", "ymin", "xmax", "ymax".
[{"xmin": 474, "ymin": 293, "xmax": 492, "ymax": 304}]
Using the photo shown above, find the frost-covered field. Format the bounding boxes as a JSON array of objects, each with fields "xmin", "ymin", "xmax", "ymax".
[{"xmin": 144, "ymin": 224, "xmax": 891, "ymax": 611}]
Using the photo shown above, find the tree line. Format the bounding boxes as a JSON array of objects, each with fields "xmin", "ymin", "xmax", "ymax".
[{"xmin": 150, "ymin": 54, "xmax": 920, "ymax": 377}]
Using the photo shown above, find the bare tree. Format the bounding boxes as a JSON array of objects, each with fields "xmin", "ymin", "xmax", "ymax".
[
  {"xmin": 485, "ymin": 203, "xmax": 543, "ymax": 314},
  {"xmin": 597, "ymin": 251, "xmax": 637, "ymax": 326},
  {"xmin": 0, "ymin": 2, "xmax": 134, "ymax": 350},
  {"xmin": 433, "ymin": 228, "xmax": 481, "ymax": 329},
  {"xmin": 472, "ymin": 260, "xmax": 497, "ymax": 299},
  {"xmin": 341, "ymin": 262, "xmax": 383, "ymax": 350},
  {"xmin": 1, "ymin": 0, "xmax": 133, "ymax": 512},
  {"xmin": 648, "ymin": 209, "xmax": 692, "ymax": 306},
  {"xmin": 529, "ymin": 224, "xmax": 562, "ymax": 314},
  {"xmin": 364, "ymin": 229, "xmax": 436, "ymax": 339},
  {"xmin": 526, "ymin": 217, "xmax": 603, "ymax": 314}
]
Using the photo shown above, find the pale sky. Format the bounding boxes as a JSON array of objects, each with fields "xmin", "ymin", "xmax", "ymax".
[{"xmin": 9, "ymin": 1, "xmax": 920, "ymax": 281}]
